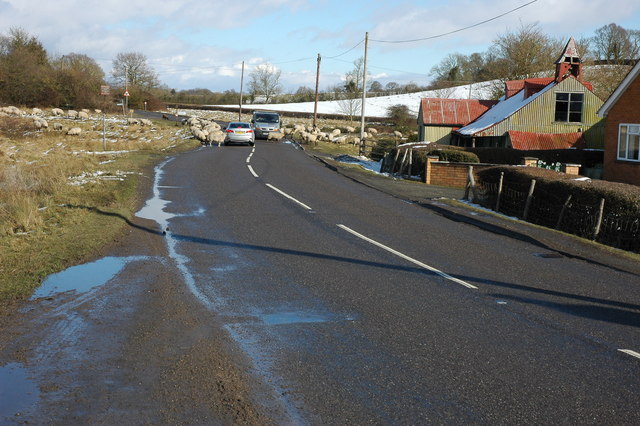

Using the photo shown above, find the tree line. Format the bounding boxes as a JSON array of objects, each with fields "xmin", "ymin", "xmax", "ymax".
[
  {"xmin": 428, "ymin": 22, "xmax": 640, "ymax": 100},
  {"xmin": 0, "ymin": 22, "xmax": 638, "ymax": 110}
]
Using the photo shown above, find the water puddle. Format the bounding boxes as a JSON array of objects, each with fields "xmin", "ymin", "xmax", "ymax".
[
  {"xmin": 260, "ymin": 311, "xmax": 335, "ymax": 326},
  {"xmin": 31, "ymin": 256, "xmax": 147, "ymax": 299},
  {"xmin": 0, "ymin": 362, "xmax": 39, "ymax": 418}
]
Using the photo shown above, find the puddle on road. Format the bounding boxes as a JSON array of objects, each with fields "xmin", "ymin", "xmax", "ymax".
[
  {"xmin": 31, "ymin": 256, "xmax": 148, "ymax": 299},
  {"xmin": 0, "ymin": 362, "xmax": 39, "ymax": 418},
  {"xmin": 260, "ymin": 311, "xmax": 336, "ymax": 325}
]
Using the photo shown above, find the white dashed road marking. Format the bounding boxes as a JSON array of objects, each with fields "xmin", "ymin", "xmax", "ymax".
[{"xmin": 337, "ymin": 224, "xmax": 478, "ymax": 290}]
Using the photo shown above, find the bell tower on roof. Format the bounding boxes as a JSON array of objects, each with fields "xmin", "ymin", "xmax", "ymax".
[{"xmin": 555, "ymin": 37, "xmax": 583, "ymax": 82}]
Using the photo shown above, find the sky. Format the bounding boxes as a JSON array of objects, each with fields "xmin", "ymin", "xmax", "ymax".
[{"xmin": 1, "ymin": 0, "xmax": 639, "ymax": 93}]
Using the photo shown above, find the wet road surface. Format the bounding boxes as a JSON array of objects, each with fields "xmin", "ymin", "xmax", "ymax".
[{"xmin": 2, "ymin": 140, "xmax": 640, "ymax": 423}]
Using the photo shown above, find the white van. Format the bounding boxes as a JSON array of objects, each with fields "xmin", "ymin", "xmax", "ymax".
[{"xmin": 251, "ymin": 111, "xmax": 281, "ymax": 139}]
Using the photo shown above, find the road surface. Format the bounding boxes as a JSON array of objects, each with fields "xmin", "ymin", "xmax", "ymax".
[{"xmin": 1, "ymin": 140, "xmax": 639, "ymax": 424}]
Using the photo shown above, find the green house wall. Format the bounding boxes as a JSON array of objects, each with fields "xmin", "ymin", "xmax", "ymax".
[{"xmin": 475, "ymin": 78, "xmax": 605, "ymax": 149}]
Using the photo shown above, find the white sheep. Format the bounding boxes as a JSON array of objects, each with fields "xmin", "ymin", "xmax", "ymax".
[
  {"xmin": 346, "ymin": 126, "xmax": 356, "ymax": 133},
  {"xmin": 67, "ymin": 127, "xmax": 82, "ymax": 136},
  {"xmin": 267, "ymin": 131, "xmax": 284, "ymax": 141},
  {"xmin": 32, "ymin": 108, "xmax": 43, "ymax": 115},
  {"xmin": 127, "ymin": 118, "xmax": 140, "ymax": 125},
  {"xmin": 394, "ymin": 130, "xmax": 403, "ymax": 138},
  {"xmin": 51, "ymin": 108, "xmax": 64, "ymax": 116},
  {"xmin": 1, "ymin": 106, "xmax": 22, "ymax": 116},
  {"xmin": 140, "ymin": 119, "xmax": 153, "ymax": 126},
  {"xmin": 33, "ymin": 118, "xmax": 48, "ymax": 130},
  {"xmin": 367, "ymin": 127, "xmax": 378, "ymax": 135},
  {"xmin": 53, "ymin": 122, "xmax": 64, "ymax": 131},
  {"xmin": 94, "ymin": 109, "xmax": 102, "ymax": 114},
  {"xmin": 78, "ymin": 111, "xmax": 89, "ymax": 120},
  {"xmin": 330, "ymin": 129, "xmax": 341, "ymax": 138},
  {"xmin": 67, "ymin": 110, "xmax": 78, "ymax": 119}
]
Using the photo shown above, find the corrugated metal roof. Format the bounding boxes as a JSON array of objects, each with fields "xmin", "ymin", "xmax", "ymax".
[
  {"xmin": 508, "ymin": 131, "xmax": 586, "ymax": 150},
  {"xmin": 420, "ymin": 98, "xmax": 498, "ymax": 126},
  {"xmin": 505, "ymin": 78, "xmax": 554, "ymax": 98}
]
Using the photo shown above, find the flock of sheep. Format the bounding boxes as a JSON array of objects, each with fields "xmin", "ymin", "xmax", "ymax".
[
  {"xmin": 0, "ymin": 106, "xmax": 155, "ymax": 137},
  {"xmin": 1, "ymin": 105, "xmax": 407, "ymax": 146},
  {"xmin": 185, "ymin": 115, "xmax": 405, "ymax": 146}
]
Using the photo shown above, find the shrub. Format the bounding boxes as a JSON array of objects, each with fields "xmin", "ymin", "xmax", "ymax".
[{"xmin": 427, "ymin": 149, "xmax": 479, "ymax": 163}]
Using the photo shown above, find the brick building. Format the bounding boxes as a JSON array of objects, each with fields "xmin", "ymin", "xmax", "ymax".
[{"xmin": 597, "ymin": 60, "xmax": 640, "ymax": 186}]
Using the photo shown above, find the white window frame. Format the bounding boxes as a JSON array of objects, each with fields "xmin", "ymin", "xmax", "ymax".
[{"xmin": 617, "ymin": 123, "xmax": 640, "ymax": 162}]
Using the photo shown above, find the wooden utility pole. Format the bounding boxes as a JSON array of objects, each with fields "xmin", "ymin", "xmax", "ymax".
[
  {"xmin": 239, "ymin": 61, "xmax": 245, "ymax": 121},
  {"xmin": 313, "ymin": 54, "xmax": 321, "ymax": 129},
  {"xmin": 359, "ymin": 32, "xmax": 369, "ymax": 156}
]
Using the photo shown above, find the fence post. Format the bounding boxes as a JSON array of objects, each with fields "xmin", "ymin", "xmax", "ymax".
[
  {"xmin": 522, "ymin": 179, "xmax": 536, "ymax": 220},
  {"xmin": 555, "ymin": 194, "xmax": 572, "ymax": 230},
  {"xmin": 391, "ymin": 149, "xmax": 401, "ymax": 173},
  {"xmin": 593, "ymin": 198, "xmax": 606, "ymax": 241},
  {"xmin": 398, "ymin": 148, "xmax": 409, "ymax": 176},
  {"xmin": 464, "ymin": 166, "xmax": 475, "ymax": 201},
  {"xmin": 407, "ymin": 148, "xmax": 413, "ymax": 177},
  {"xmin": 495, "ymin": 172, "xmax": 504, "ymax": 212}
]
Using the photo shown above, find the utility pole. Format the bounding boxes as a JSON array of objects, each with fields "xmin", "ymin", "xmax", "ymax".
[
  {"xmin": 239, "ymin": 61, "xmax": 245, "ymax": 121},
  {"xmin": 313, "ymin": 54, "xmax": 321, "ymax": 129},
  {"xmin": 124, "ymin": 65, "xmax": 128, "ymax": 116},
  {"xmin": 359, "ymin": 32, "xmax": 369, "ymax": 156}
]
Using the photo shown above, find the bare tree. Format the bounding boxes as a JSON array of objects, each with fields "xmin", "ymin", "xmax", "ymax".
[
  {"xmin": 248, "ymin": 63, "xmax": 282, "ymax": 103},
  {"xmin": 591, "ymin": 23, "xmax": 640, "ymax": 64},
  {"xmin": 111, "ymin": 52, "xmax": 159, "ymax": 89},
  {"xmin": 337, "ymin": 57, "xmax": 366, "ymax": 121}
]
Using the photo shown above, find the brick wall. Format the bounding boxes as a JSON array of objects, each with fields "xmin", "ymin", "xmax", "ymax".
[
  {"xmin": 425, "ymin": 157, "xmax": 495, "ymax": 188},
  {"xmin": 602, "ymin": 74, "xmax": 640, "ymax": 186}
]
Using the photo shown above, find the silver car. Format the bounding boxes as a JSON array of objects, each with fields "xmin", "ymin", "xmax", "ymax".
[{"xmin": 224, "ymin": 122, "xmax": 255, "ymax": 146}]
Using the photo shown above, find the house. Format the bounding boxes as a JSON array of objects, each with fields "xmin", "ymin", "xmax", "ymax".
[
  {"xmin": 597, "ymin": 60, "xmax": 640, "ymax": 186},
  {"xmin": 420, "ymin": 38, "xmax": 605, "ymax": 150},
  {"xmin": 417, "ymin": 98, "xmax": 497, "ymax": 144}
]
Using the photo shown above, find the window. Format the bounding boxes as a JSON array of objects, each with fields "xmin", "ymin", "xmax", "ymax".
[
  {"xmin": 555, "ymin": 92, "xmax": 583, "ymax": 123},
  {"xmin": 618, "ymin": 124, "xmax": 640, "ymax": 162}
]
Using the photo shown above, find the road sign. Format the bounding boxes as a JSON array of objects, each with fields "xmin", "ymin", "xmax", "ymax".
[
  {"xmin": 123, "ymin": 90, "xmax": 130, "ymax": 97},
  {"xmin": 100, "ymin": 85, "xmax": 110, "ymax": 96}
]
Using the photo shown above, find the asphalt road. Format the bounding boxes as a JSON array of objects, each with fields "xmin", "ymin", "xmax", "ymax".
[
  {"xmin": 152, "ymin": 140, "xmax": 640, "ymax": 423},
  {"xmin": 2, "ymin": 139, "xmax": 639, "ymax": 424}
]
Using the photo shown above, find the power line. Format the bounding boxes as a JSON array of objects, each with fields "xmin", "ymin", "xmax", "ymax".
[{"xmin": 370, "ymin": 0, "xmax": 538, "ymax": 44}]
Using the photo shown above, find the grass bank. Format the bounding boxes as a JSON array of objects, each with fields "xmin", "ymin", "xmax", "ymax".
[{"xmin": 0, "ymin": 112, "xmax": 199, "ymax": 310}]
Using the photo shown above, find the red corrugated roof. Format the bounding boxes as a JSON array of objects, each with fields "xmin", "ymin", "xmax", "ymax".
[
  {"xmin": 505, "ymin": 77, "xmax": 594, "ymax": 99},
  {"xmin": 505, "ymin": 78, "xmax": 554, "ymax": 98},
  {"xmin": 508, "ymin": 131, "xmax": 586, "ymax": 150},
  {"xmin": 420, "ymin": 98, "xmax": 498, "ymax": 126}
]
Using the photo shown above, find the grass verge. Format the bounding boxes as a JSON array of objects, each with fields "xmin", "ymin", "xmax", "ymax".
[{"xmin": 0, "ymin": 113, "xmax": 199, "ymax": 312}]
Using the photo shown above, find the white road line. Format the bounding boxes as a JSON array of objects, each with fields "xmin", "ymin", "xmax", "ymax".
[
  {"xmin": 246, "ymin": 153, "xmax": 253, "ymax": 163},
  {"xmin": 619, "ymin": 349, "xmax": 640, "ymax": 360},
  {"xmin": 247, "ymin": 165, "xmax": 259, "ymax": 178},
  {"xmin": 337, "ymin": 224, "xmax": 478, "ymax": 290},
  {"xmin": 266, "ymin": 184, "xmax": 313, "ymax": 210}
]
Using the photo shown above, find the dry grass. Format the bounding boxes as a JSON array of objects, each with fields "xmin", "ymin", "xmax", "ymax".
[{"xmin": 0, "ymin": 111, "xmax": 199, "ymax": 306}]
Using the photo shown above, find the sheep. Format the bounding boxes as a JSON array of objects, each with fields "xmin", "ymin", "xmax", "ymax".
[
  {"xmin": 140, "ymin": 119, "xmax": 153, "ymax": 126},
  {"xmin": 67, "ymin": 110, "xmax": 78, "ymax": 119},
  {"xmin": 32, "ymin": 108, "xmax": 43, "ymax": 115},
  {"xmin": 367, "ymin": 127, "xmax": 378, "ymax": 135},
  {"xmin": 127, "ymin": 118, "xmax": 140, "ymax": 125},
  {"xmin": 267, "ymin": 131, "xmax": 284, "ymax": 141},
  {"xmin": 207, "ymin": 131, "xmax": 225, "ymax": 144},
  {"xmin": 394, "ymin": 130, "xmax": 403, "ymax": 138},
  {"xmin": 51, "ymin": 108, "xmax": 64, "ymax": 116},
  {"xmin": 67, "ymin": 127, "xmax": 82, "ymax": 136},
  {"xmin": 78, "ymin": 111, "xmax": 89, "ymax": 120},
  {"xmin": 335, "ymin": 136, "xmax": 347, "ymax": 144},
  {"xmin": 1, "ymin": 106, "xmax": 22, "ymax": 116},
  {"xmin": 33, "ymin": 118, "xmax": 48, "ymax": 130},
  {"xmin": 346, "ymin": 126, "xmax": 356, "ymax": 133},
  {"xmin": 53, "ymin": 122, "xmax": 64, "ymax": 131},
  {"xmin": 94, "ymin": 109, "xmax": 102, "ymax": 114},
  {"xmin": 330, "ymin": 129, "xmax": 341, "ymax": 138}
]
